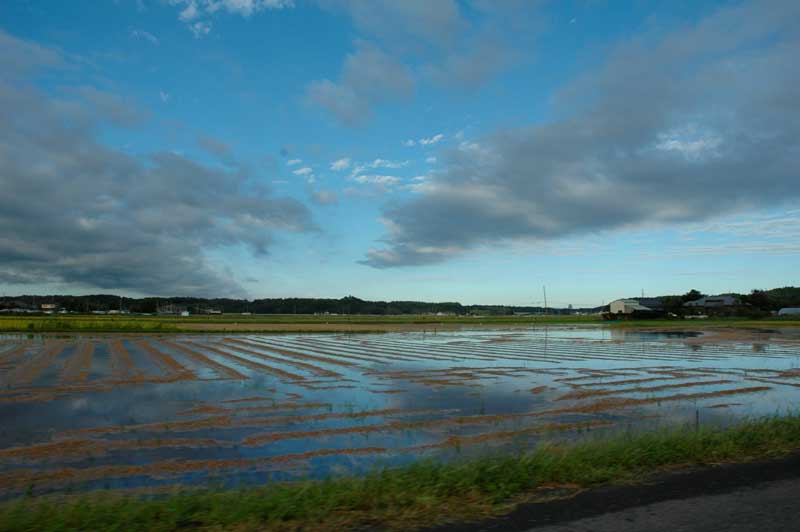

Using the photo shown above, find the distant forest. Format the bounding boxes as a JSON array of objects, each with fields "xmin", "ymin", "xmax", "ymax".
[
  {"xmin": 1, "ymin": 287, "xmax": 799, "ymax": 315},
  {"xmin": 0, "ymin": 294, "xmax": 581, "ymax": 315}
]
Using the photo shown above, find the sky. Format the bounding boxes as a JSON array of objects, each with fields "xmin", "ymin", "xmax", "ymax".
[{"xmin": 0, "ymin": 0, "xmax": 798, "ymax": 307}]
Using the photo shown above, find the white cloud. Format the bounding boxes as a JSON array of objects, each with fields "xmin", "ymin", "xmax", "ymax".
[
  {"xmin": 208, "ymin": 0, "xmax": 294, "ymax": 16},
  {"xmin": 405, "ymin": 133, "xmax": 445, "ymax": 147},
  {"xmin": 130, "ymin": 29, "xmax": 159, "ymax": 45},
  {"xmin": 685, "ymin": 211, "xmax": 800, "ymax": 240},
  {"xmin": 170, "ymin": 0, "xmax": 293, "ymax": 37},
  {"xmin": 179, "ymin": 1, "xmax": 200, "ymax": 21},
  {"xmin": 286, "ymin": 158, "xmax": 302, "ymax": 166},
  {"xmin": 419, "ymin": 133, "xmax": 444, "ymax": 145},
  {"xmin": 189, "ymin": 21, "xmax": 212, "ymax": 38},
  {"xmin": 173, "ymin": 0, "xmax": 293, "ymax": 19},
  {"xmin": 370, "ymin": 158, "xmax": 405, "ymax": 169},
  {"xmin": 656, "ymin": 128, "xmax": 722, "ymax": 160},
  {"xmin": 457, "ymin": 140, "xmax": 481, "ymax": 152},
  {"xmin": 659, "ymin": 241, "xmax": 800, "ymax": 257},
  {"xmin": 159, "ymin": 90, "xmax": 170, "ymax": 103},
  {"xmin": 406, "ymin": 176, "xmax": 434, "ymax": 193},
  {"xmin": 292, "ymin": 166, "xmax": 313, "ymax": 176},
  {"xmin": 349, "ymin": 158, "xmax": 408, "ymax": 179},
  {"xmin": 426, "ymin": 156, "xmax": 437, "ymax": 164},
  {"xmin": 351, "ymin": 174, "xmax": 402, "ymax": 187},
  {"xmin": 330, "ymin": 157, "xmax": 350, "ymax": 171}
]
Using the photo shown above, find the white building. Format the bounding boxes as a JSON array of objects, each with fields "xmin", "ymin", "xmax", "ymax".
[
  {"xmin": 778, "ymin": 307, "xmax": 800, "ymax": 316},
  {"xmin": 610, "ymin": 299, "xmax": 654, "ymax": 314}
]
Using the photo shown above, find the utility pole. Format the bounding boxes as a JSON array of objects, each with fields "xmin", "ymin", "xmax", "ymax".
[{"xmin": 542, "ymin": 285, "xmax": 548, "ymax": 315}]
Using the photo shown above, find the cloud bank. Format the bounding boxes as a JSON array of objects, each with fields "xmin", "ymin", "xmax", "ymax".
[
  {"xmin": 362, "ymin": 1, "xmax": 800, "ymax": 267},
  {"xmin": 305, "ymin": 40, "xmax": 414, "ymax": 126},
  {"xmin": 0, "ymin": 30, "xmax": 314, "ymax": 296},
  {"xmin": 309, "ymin": 0, "xmax": 538, "ymax": 125}
]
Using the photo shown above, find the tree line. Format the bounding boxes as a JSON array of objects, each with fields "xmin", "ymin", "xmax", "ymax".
[{"xmin": 1, "ymin": 287, "xmax": 798, "ymax": 315}]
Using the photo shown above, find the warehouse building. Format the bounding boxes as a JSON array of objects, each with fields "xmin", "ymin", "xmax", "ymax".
[{"xmin": 684, "ymin": 295, "xmax": 741, "ymax": 308}]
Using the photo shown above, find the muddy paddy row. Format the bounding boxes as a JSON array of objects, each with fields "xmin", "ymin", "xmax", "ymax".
[{"xmin": 0, "ymin": 326, "xmax": 799, "ymax": 496}]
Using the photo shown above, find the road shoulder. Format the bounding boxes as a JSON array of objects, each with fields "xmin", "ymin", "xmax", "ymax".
[{"xmin": 428, "ymin": 451, "xmax": 800, "ymax": 532}]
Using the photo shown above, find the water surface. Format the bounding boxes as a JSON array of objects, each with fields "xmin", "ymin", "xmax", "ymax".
[{"xmin": 1, "ymin": 326, "xmax": 798, "ymax": 496}]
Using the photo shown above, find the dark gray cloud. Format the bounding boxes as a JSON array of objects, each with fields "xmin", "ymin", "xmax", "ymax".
[
  {"xmin": 423, "ymin": 38, "xmax": 520, "ymax": 90},
  {"xmin": 310, "ymin": 1, "xmax": 540, "ymax": 125},
  {"xmin": 305, "ymin": 40, "xmax": 414, "ymax": 126},
  {"xmin": 196, "ymin": 133, "xmax": 234, "ymax": 164},
  {"xmin": 0, "ymin": 30, "xmax": 314, "ymax": 296},
  {"xmin": 422, "ymin": 0, "xmax": 541, "ymax": 90},
  {"xmin": 73, "ymin": 86, "xmax": 146, "ymax": 127},
  {"xmin": 0, "ymin": 29, "xmax": 62, "ymax": 78},
  {"xmin": 309, "ymin": 189, "xmax": 339, "ymax": 206},
  {"xmin": 324, "ymin": 0, "xmax": 465, "ymax": 50},
  {"xmin": 362, "ymin": 1, "xmax": 800, "ymax": 267}
]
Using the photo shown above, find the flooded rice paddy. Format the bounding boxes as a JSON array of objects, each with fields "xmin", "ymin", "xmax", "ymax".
[{"xmin": 1, "ymin": 326, "xmax": 799, "ymax": 496}]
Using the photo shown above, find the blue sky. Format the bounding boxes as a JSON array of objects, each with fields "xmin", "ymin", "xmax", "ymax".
[{"xmin": 1, "ymin": 0, "xmax": 798, "ymax": 307}]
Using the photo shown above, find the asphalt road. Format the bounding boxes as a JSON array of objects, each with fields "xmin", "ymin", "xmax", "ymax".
[
  {"xmin": 431, "ymin": 452, "xmax": 800, "ymax": 532},
  {"xmin": 529, "ymin": 477, "xmax": 800, "ymax": 532}
]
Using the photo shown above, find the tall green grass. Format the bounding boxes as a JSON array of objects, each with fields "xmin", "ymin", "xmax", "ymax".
[
  {"xmin": 2, "ymin": 314, "xmax": 798, "ymax": 334},
  {"xmin": 3, "ymin": 415, "xmax": 800, "ymax": 531},
  {"xmin": 0, "ymin": 314, "xmax": 600, "ymax": 333},
  {"xmin": 0, "ymin": 318, "xmax": 179, "ymax": 332}
]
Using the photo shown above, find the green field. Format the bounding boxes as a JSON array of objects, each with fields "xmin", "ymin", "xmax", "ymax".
[
  {"xmin": 0, "ymin": 314, "xmax": 599, "ymax": 333},
  {"xmin": 0, "ymin": 314, "xmax": 798, "ymax": 333},
  {"xmin": 3, "ymin": 415, "xmax": 800, "ymax": 532}
]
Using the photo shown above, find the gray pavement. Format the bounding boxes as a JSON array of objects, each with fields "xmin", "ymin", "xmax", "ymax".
[{"xmin": 528, "ymin": 478, "xmax": 800, "ymax": 532}]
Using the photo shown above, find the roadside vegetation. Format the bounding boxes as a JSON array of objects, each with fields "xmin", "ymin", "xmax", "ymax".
[{"xmin": 3, "ymin": 415, "xmax": 800, "ymax": 531}]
